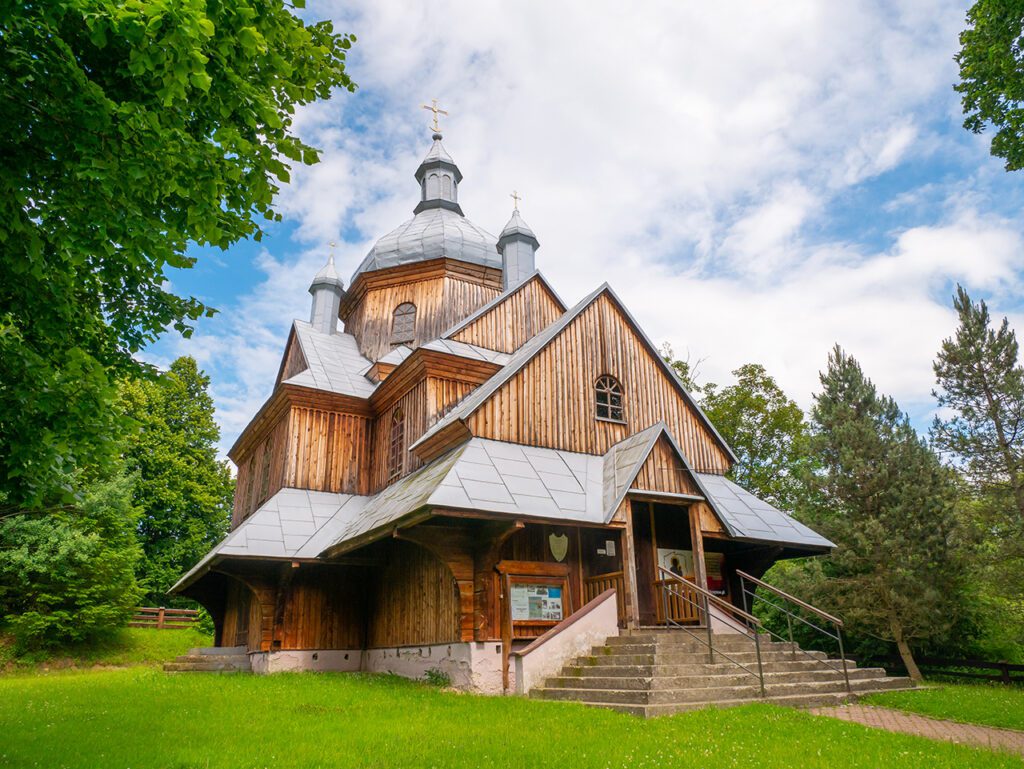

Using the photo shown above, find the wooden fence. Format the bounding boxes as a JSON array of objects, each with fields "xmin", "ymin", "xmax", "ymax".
[
  {"xmin": 129, "ymin": 607, "xmax": 200, "ymax": 630},
  {"xmin": 867, "ymin": 655, "xmax": 1024, "ymax": 685}
]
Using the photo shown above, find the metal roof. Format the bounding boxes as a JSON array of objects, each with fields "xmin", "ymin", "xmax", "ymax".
[
  {"xmin": 282, "ymin": 321, "xmax": 377, "ymax": 398},
  {"xmin": 420, "ymin": 338, "xmax": 512, "ymax": 366},
  {"xmin": 177, "ymin": 433, "xmax": 832, "ymax": 592},
  {"xmin": 170, "ymin": 489, "xmax": 371, "ymax": 591},
  {"xmin": 693, "ymin": 473, "xmax": 834, "ymax": 549},
  {"xmin": 350, "ymin": 206, "xmax": 501, "ymax": 282}
]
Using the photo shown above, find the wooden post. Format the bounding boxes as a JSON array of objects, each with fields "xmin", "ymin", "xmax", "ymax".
[
  {"xmin": 688, "ymin": 505, "xmax": 708, "ymax": 591},
  {"xmin": 157, "ymin": 607, "xmax": 166, "ymax": 630},
  {"xmin": 621, "ymin": 504, "xmax": 641, "ymax": 629}
]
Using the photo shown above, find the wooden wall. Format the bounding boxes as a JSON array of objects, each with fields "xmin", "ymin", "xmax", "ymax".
[
  {"xmin": 279, "ymin": 567, "xmax": 367, "ymax": 650},
  {"xmin": 499, "ymin": 524, "xmax": 584, "ymax": 616},
  {"xmin": 285, "ymin": 407, "xmax": 371, "ymax": 495},
  {"xmin": 344, "ymin": 273, "xmax": 501, "ymax": 362},
  {"xmin": 232, "ymin": 414, "xmax": 290, "ymax": 526},
  {"xmin": 278, "ymin": 329, "xmax": 307, "ymax": 384},
  {"xmin": 450, "ymin": 276, "xmax": 564, "ymax": 353},
  {"xmin": 367, "ymin": 540, "xmax": 460, "ymax": 648},
  {"xmin": 369, "ymin": 379, "xmax": 428, "ymax": 492},
  {"xmin": 464, "ymin": 293, "xmax": 732, "ymax": 474},
  {"xmin": 631, "ymin": 436, "xmax": 702, "ymax": 496}
]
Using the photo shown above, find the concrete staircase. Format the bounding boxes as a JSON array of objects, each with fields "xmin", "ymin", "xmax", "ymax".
[
  {"xmin": 163, "ymin": 646, "xmax": 252, "ymax": 673},
  {"xmin": 530, "ymin": 628, "xmax": 913, "ymax": 717}
]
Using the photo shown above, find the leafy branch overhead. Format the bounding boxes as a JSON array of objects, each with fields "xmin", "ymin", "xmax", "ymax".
[{"xmin": 0, "ymin": 0, "xmax": 356, "ymax": 510}]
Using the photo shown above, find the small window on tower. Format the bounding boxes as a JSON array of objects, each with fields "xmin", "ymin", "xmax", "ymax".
[
  {"xmin": 595, "ymin": 375, "xmax": 625, "ymax": 422},
  {"xmin": 388, "ymin": 408, "xmax": 406, "ymax": 482},
  {"xmin": 442, "ymin": 174, "xmax": 452, "ymax": 198},
  {"xmin": 391, "ymin": 303, "xmax": 416, "ymax": 344}
]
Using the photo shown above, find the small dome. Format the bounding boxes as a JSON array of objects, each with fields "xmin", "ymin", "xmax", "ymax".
[
  {"xmin": 309, "ymin": 253, "xmax": 344, "ymax": 292},
  {"xmin": 351, "ymin": 207, "xmax": 500, "ymax": 281},
  {"xmin": 498, "ymin": 209, "xmax": 538, "ymax": 246}
]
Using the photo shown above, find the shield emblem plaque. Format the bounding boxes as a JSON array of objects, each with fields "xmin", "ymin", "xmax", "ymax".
[{"xmin": 549, "ymin": 532, "xmax": 569, "ymax": 562}]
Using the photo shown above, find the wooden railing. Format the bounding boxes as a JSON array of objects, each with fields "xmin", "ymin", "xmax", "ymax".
[
  {"xmin": 653, "ymin": 578, "xmax": 702, "ymax": 624},
  {"xmin": 129, "ymin": 607, "xmax": 199, "ymax": 630},
  {"xmin": 583, "ymin": 571, "xmax": 625, "ymax": 624}
]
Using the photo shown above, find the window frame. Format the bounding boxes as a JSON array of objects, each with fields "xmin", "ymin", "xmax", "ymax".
[
  {"xmin": 595, "ymin": 374, "xmax": 626, "ymax": 423},
  {"xmin": 387, "ymin": 408, "xmax": 406, "ymax": 483},
  {"xmin": 391, "ymin": 302, "xmax": 417, "ymax": 345}
]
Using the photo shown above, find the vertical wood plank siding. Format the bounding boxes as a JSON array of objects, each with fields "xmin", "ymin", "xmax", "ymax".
[
  {"xmin": 285, "ymin": 407, "xmax": 372, "ymax": 495},
  {"xmin": 465, "ymin": 294, "xmax": 731, "ymax": 473},
  {"xmin": 451, "ymin": 279, "xmax": 565, "ymax": 353},
  {"xmin": 345, "ymin": 276, "xmax": 501, "ymax": 361},
  {"xmin": 279, "ymin": 331, "xmax": 307, "ymax": 382},
  {"xmin": 231, "ymin": 415, "xmax": 290, "ymax": 526},
  {"xmin": 630, "ymin": 436, "xmax": 701, "ymax": 496},
  {"xmin": 280, "ymin": 567, "xmax": 366, "ymax": 649},
  {"xmin": 367, "ymin": 540, "xmax": 460, "ymax": 647},
  {"xmin": 369, "ymin": 379, "xmax": 428, "ymax": 492}
]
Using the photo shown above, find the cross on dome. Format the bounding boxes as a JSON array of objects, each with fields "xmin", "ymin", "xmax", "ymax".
[
  {"xmin": 510, "ymin": 190, "xmax": 522, "ymax": 211},
  {"xmin": 421, "ymin": 99, "xmax": 448, "ymax": 134}
]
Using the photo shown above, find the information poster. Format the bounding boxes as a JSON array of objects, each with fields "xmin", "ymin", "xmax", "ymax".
[{"xmin": 510, "ymin": 584, "xmax": 564, "ymax": 621}]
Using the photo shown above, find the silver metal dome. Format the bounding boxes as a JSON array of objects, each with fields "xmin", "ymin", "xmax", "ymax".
[{"xmin": 351, "ymin": 207, "xmax": 500, "ymax": 280}]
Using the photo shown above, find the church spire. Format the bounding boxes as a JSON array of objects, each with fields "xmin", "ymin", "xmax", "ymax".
[
  {"xmin": 497, "ymin": 195, "xmax": 539, "ymax": 290},
  {"xmin": 414, "ymin": 100, "xmax": 464, "ymax": 216},
  {"xmin": 308, "ymin": 246, "xmax": 345, "ymax": 334}
]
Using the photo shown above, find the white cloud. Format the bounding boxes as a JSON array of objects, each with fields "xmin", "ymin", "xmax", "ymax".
[{"xmin": 166, "ymin": 0, "xmax": 1024, "ymax": 456}]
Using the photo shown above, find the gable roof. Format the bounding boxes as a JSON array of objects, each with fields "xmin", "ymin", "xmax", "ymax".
[
  {"xmin": 419, "ymin": 338, "xmax": 512, "ymax": 366},
  {"xmin": 440, "ymin": 270, "xmax": 567, "ymax": 340},
  {"xmin": 693, "ymin": 473, "xmax": 833, "ymax": 550},
  {"xmin": 279, "ymin": 321, "xmax": 377, "ymax": 398},
  {"xmin": 411, "ymin": 283, "xmax": 738, "ymax": 465}
]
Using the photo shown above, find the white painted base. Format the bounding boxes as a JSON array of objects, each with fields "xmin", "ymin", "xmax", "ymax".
[
  {"xmin": 249, "ymin": 649, "xmax": 362, "ymax": 674},
  {"xmin": 246, "ymin": 642, "xmax": 507, "ymax": 693},
  {"xmin": 363, "ymin": 641, "xmax": 506, "ymax": 694}
]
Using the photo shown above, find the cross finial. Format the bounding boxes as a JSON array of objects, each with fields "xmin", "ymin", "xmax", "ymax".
[
  {"xmin": 510, "ymin": 190, "xmax": 522, "ymax": 211},
  {"xmin": 328, "ymin": 241, "xmax": 336, "ymax": 263},
  {"xmin": 421, "ymin": 99, "xmax": 449, "ymax": 134}
]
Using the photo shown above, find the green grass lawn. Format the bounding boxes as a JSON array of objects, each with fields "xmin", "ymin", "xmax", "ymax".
[
  {"xmin": 0, "ymin": 627, "xmax": 212, "ymax": 671},
  {"xmin": 865, "ymin": 683, "xmax": 1024, "ymax": 732},
  {"xmin": 1, "ymin": 669, "xmax": 1021, "ymax": 769}
]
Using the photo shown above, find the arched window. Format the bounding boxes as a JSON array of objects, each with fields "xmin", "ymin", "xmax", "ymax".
[
  {"xmin": 391, "ymin": 302, "xmax": 416, "ymax": 344},
  {"xmin": 441, "ymin": 174, "xmax": 452, "ymax": 198},
  {"xmin": 388, "ymin": 408, "xmax": 406, "ymax": 482},
  {"xmin": 595, "ymin": 375, "xmax": 624, "ymax": 422}
]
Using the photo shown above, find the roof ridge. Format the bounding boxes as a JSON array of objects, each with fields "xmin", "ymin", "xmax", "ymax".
[{"xmin": 440, "ymin": 270, "xmax": 567, "ymax": 340}]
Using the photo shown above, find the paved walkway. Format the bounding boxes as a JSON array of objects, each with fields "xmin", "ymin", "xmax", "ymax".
[{"xmin": 812, "ymin": 704, "xmax": 1024, "ymax": 756}]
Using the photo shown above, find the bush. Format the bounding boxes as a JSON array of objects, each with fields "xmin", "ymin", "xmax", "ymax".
[{"xmin": 0, "ymin": 473, "xmax": 142, "ymax": 649}]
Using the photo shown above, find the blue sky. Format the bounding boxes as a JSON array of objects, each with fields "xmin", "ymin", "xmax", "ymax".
[{"xmin": 149, "ymin": 1, "xmax": 1024, "ymax": 458}]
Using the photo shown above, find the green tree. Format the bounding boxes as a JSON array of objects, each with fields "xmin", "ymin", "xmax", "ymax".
[
  {"xmin": 120, "ymin": 357, "xmax": 233, "ymax": 602},
  {"xmin": 956, "ymin": 0, "xmax": 1024, "ymax": 171},
  {"xmin": 932, "ymin": 285, "xmax": 1024, "ymax": 533},
  {"xmin": 802, "ymin": 346, "xmax": 967, "ymax": 681},
  {"xmin": 0, "ymin": 0, "xmax": 355, "ymax": 512},
  {"xmin": 701, "ymin": 364, "xmax": 812, "ymax": 510},
  {"xmin": 660, "ymin": 343, "xmax": 702, "ymax": 393},
  {"xmin": 0, "ymin": 472, "xmax": 142, "ymax": 648}
]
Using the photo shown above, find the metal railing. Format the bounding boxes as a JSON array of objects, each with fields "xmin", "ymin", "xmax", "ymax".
[
  {"xmin": 736, "ymin": 570, "xmax": 851, "ymax": 693},
  {"xmin": 656, "ymin": 567, "xmax": 766, "ymax": 697}
]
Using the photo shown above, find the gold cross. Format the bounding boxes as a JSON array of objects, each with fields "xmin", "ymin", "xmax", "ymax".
[
  {"xmin": 510, "ymin": 190, "xmax": 522, "ymax": 211},
  {"xmin": 421, "ymin": 99, "xmax": 448, "ymax": 133}
]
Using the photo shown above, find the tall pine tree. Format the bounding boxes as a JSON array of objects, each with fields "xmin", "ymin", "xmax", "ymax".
[
  {"xmin": 804, "ymin": 346, "xmax": 965, "ymax": 681},
  {"xmin": 120, "ymin": 357, "xmax": 233, "ymax": 603},
  {"xmin": 933, "ymin": 285, "xmax": 1024, "ymax": 533}
]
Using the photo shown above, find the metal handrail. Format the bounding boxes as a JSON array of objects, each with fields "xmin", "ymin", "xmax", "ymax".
[
  {"xmin": 656, "ymin": 567, "xmax": 765, "ymax": 697},
  {"xmin": 735, "ymin": 570, "xmax": 844, "ymax": 627},
  {"xmin": 736, "ymin": 570, "xmax": 851, "ymax": 693}
]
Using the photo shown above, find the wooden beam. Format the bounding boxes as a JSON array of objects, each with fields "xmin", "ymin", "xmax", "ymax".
[
  {"xmin": 688, "ymin": 504, "xmax": 708, "ymax": 591},
  {"xmin": 621, "ymin": 503, "xmax": 641, "ymax": 629}
]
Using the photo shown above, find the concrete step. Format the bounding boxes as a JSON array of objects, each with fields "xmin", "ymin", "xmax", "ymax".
[
  {"xmin": 561, "ymin": 657, "xmax": 856, "ymax": 678},
  {"xmin": 591, "ymin": 640, "xmax": 799, "ymax": 656},
  {"xmin": 188, "ymin": 646, "xmax": 247, "ymax": 656},
  {"xmin": 163, "ymin": 661, "xmax": 251, "ymax": 673},
  {"xmin": 532, "ymin": 675, "xmax": 910, "ymax": 707},
  {"xmin": 572, "ymin": 649, "xmax": 828, "ymax": 667},
  {"xmin": 545, "ymin": 667, "xmax": 889, "ymax": 691},
  {"xmin": 174, "ymin": 654, "xmax": 250, "ymax": 665}
]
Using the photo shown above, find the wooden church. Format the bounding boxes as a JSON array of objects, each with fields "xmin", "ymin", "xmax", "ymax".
[{"xmin": 172, "ymin": 116, "xmax": 841, "ymax": 697}]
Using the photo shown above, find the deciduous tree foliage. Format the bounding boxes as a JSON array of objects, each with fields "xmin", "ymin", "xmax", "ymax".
[
  {"xmin": 120, "ymin": 357, "xmax": 233, "ymax": 602},
  {"xmin": 701, "ymin": 364, "xmax": 813, "ymax": 511},
  {"xmin": 0, "ymin": 0, "xmax": 355, "ymax": 511},
  {"xmin": 956, "ymin": 0, "xmax": 1024, "ymax": 170},
  {"xmin": 801, "ymin": 346, "xmax": 966, "ymax": 681},
  {"xmin": 0, "ymin": 472, "xmax": 142, "ymax": 648}
]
